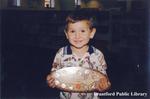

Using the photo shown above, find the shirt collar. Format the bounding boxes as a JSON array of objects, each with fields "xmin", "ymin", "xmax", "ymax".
[{"xmin": 66, "ymin": 45, "xmax": 94, "ymax": 55}]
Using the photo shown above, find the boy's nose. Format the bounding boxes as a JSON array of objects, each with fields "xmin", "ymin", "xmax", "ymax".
[{"xmin": 75, "ymin": 32, "xmax": 80, "ymax": 38}]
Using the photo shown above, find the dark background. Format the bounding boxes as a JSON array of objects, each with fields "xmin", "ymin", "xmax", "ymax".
[{"xmin": 1, "ymin": 1, "xmax": 150, "ymax": 99}]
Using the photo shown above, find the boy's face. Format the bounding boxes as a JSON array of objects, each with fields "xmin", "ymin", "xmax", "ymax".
[{"xmin": 65, "ymin": 20, "xmax": 96, "ymax": 49}]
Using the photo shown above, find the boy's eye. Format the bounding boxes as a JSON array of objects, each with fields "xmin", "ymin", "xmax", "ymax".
[
  {"xmin": 70, "ymin": 30, "xmax": 75, "ymax": 33},
  {"xmin": 81, "ymin": 30, "xmax": 85, "ymax": 32}
]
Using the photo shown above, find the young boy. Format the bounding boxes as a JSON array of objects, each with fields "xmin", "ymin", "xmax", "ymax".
[{"xmin": 47, "ymin": 10, "xmax": 111, "ymax": 99}]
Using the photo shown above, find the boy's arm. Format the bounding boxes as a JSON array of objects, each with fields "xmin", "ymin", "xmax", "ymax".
[
  {"xmin": 50, "ymin": 48, "xmax": 63, "ymax": 71},
  {"xmin": 46, "ymin": 48, "xmax": 63, "ymax": 87},
  {"xmin": 96, "ymin": 52, "xmax": 111, "ymax": 92}
]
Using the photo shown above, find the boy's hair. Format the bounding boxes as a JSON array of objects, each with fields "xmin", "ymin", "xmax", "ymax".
[{"xmin": 64, "ymin": 10, "xmax": 95, "ymax": 32}]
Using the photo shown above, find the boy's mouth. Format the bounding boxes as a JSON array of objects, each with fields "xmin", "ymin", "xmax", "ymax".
[
  {"xmin": 74, "ymin": 40, "xmax": 83, "ymax": 43},
  {"xmin": 74, "ymin": 40, "xmax": 82, "ymax": 43}
]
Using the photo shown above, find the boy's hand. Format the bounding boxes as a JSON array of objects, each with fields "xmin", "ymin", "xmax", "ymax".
[
  {"xmin": 46, "ymin": 74, "xmax": 56, "ymax": 88},
  {"xmin": 96, "ymin": 74, "xmax": 111, "ymax": 92}
]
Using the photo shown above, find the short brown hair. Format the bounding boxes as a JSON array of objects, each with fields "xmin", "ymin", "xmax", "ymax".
[{"xmin": 64, "ymin": 10, "xmax": 95, "ymax": 32}]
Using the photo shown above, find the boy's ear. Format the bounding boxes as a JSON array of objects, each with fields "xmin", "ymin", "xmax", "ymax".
[
  {"xmin": 90, "ymin": 28, "xmax": 96, "ymax": 39},
  {"xmin": 64, "ymin": 30, "xmax": 69, "ymax": 39}
]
